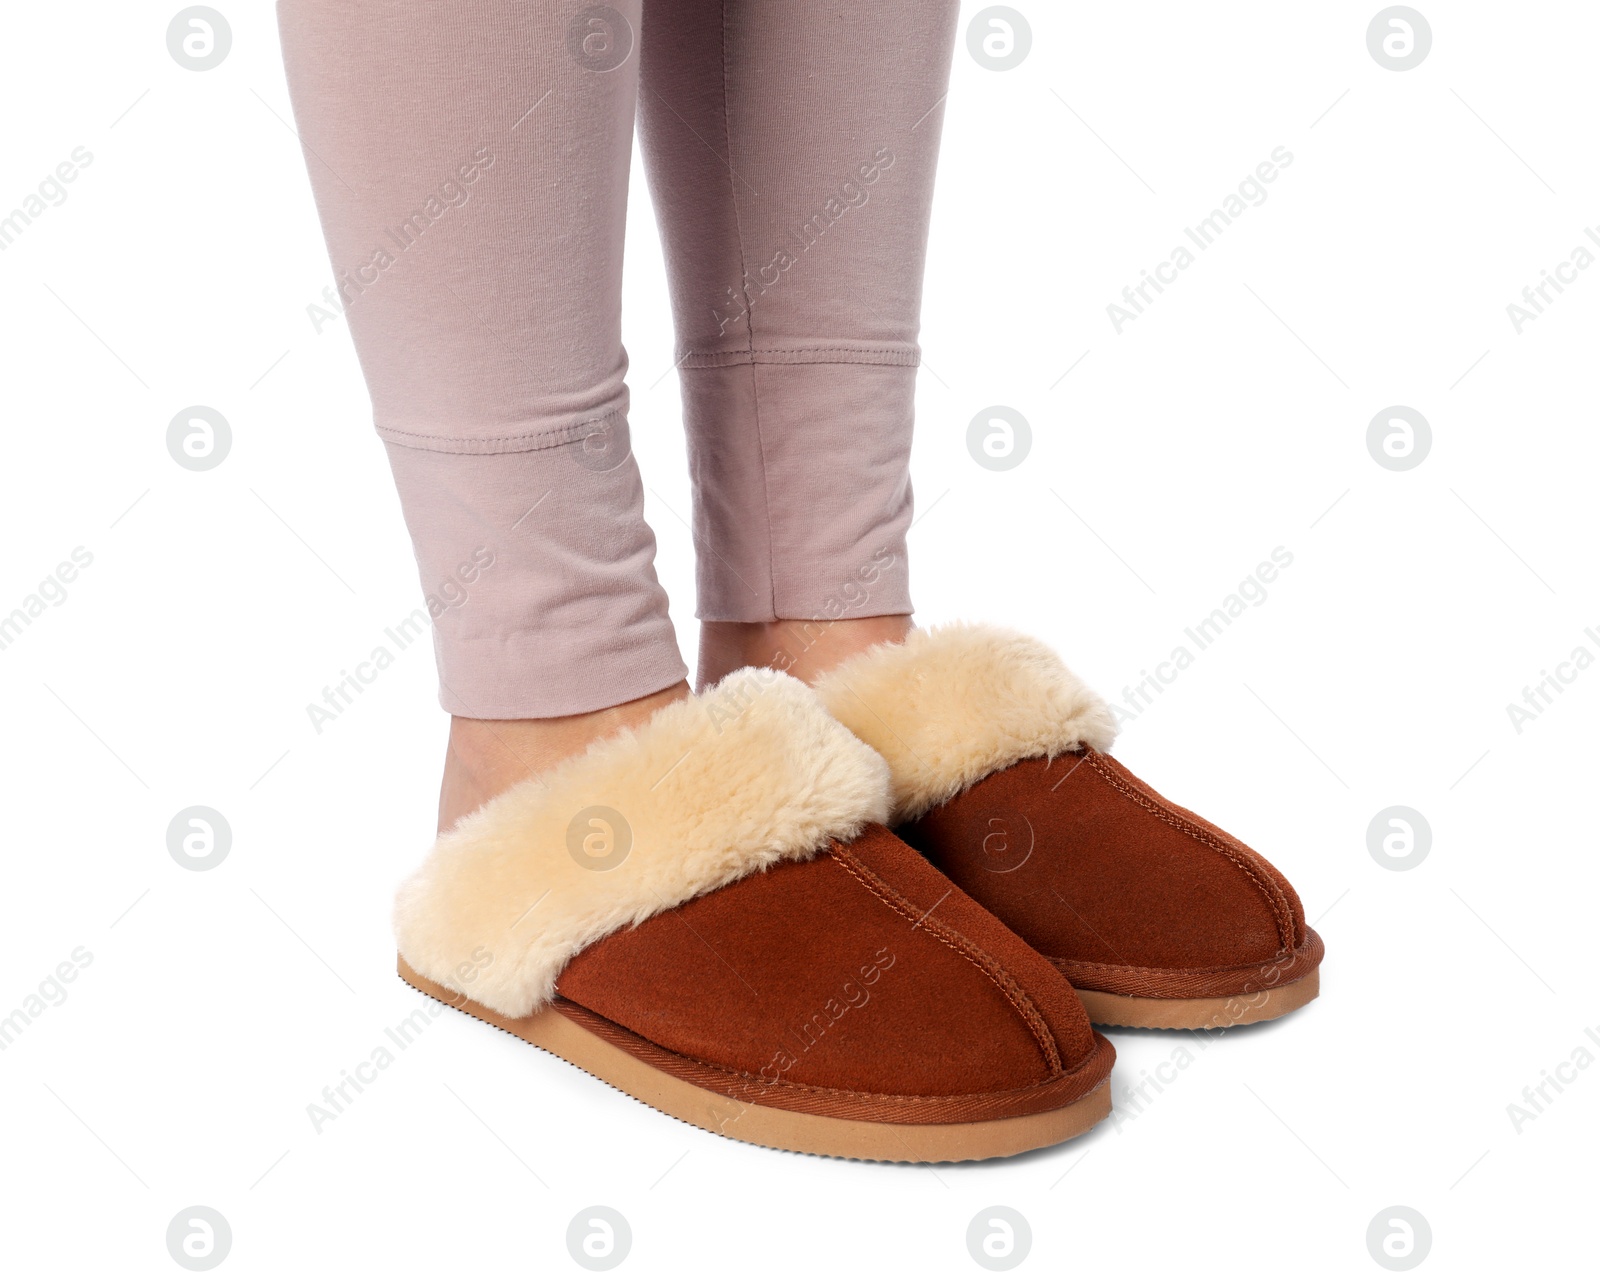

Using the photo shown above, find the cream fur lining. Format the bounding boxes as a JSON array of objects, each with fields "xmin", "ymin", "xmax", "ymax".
[
  {"xmin": 814, "ymin": 623, "xmax": 1117, "ymax": 825},
  {"xmin": 393, "ymin": 670, "xmax": 890, "ymax": 1018}
]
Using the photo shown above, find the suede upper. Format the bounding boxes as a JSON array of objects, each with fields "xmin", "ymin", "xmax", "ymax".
[
  {"xmin": 900, "ymin": 751, "xmax": 1316, "ymax": 996},
  {"xmin": 557, "ymin": 824, "xmax": 1105, "ymax": 1102},
  {"xmin": 818, "ymin": 624, "xmax": 1322, "ymax": 1004}
]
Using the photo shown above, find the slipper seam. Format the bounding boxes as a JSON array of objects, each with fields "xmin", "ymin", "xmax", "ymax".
[
  {"xmin": 1082, "ymin": 751, "xmax": 1296, "ymax": 952},
  {"xmin": 826, "ymin": 847, "xmax": 1064, "ymax": 1076}
]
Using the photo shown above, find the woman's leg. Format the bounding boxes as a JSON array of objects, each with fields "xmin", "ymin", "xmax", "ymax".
[
  {"xmin": 637, "ymin": 0, "xmax": 960, "ymax": 686},
  {"xmin": 277, "ymin": 1, "xmax": 689, "ymax": 825}
]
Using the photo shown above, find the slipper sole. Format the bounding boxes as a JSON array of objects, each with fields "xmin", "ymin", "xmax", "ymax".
[
  {"xmin": 1075, "ymin": 969, "xmax": 1320, "ymax": 1030},
  {"xmin": 399, "ymin": 955, "xmax": 1112, "ymax": 1161}
]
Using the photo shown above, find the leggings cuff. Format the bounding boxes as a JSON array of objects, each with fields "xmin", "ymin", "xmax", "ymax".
[
  {"xmin": 681, "ymin": 360, "xmax": 916, "ymax": 622},
  {"xmin": 383, "ymin": 438, "xmax": 687, "ymax": 720},
  {"xmin": 435, "ymin": 628, "xmax": 687, "ymax": 719}
]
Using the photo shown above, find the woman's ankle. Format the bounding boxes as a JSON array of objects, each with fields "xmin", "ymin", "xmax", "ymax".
[
  {"xmin": 438, "ymin": 681, "xmax": 691, "ymax": 832},
  {"xmin": 696, "ymin": 615, "xmax": 912, "ymax": 690}
]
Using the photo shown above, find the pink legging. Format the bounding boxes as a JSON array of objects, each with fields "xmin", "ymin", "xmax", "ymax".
[{"xmin": 279, "ymin": 0, "xmax": 959, "ymax": 717}]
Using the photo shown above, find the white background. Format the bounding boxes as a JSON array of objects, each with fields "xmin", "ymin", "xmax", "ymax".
[{"xmin": 2, "ymin": 1, "xmax": 1596, "ymax": 1273}]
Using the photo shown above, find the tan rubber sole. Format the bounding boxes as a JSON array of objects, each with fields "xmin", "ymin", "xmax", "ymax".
[
  {"xmin": 1076, "ymin": 970, "xmax": 1320, "ymax": 1030},
  {"xmin": 399, "ymin": 956, "xmax": 1110, "ymax": 1161}
]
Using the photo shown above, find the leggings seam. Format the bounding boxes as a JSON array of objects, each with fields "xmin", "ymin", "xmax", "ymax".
[
  {"xmin": 375, "ymin": 407, "xmax": 625, "ymax": 455},
  {"xmin": 678, "ymin": 347, "xmax": 921, "ymax": 368},
  {"xmin": 720, "ymin": 0, "xmax": 778, "ymax": 617}
]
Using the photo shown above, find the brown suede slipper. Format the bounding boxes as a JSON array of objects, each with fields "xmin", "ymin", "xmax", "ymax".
[
  {"xmin": 816, "ymin": 625, "xmax": 1324, "ymax": 1031},
  {"xmin": 394, "ymin": 669, "xmax": 1114, "ymax": 1160}
]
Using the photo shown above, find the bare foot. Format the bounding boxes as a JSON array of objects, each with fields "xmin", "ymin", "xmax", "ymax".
[
  {"xmin": 437, "ymin": 681, "xmax": 691, "ymax": 832},
  {"xmin": 696, "ymin": 615, "xmax": 912, "ymax": 690}
]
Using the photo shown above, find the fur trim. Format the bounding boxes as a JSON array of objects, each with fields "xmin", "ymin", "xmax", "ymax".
[
  {"xmin": 813, "ymin": 623, "xmax": 1117, "ymax": 825},
  {"xmin": 393, "ymin": 670, "xmax": 890, "ymax": 1018}
]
